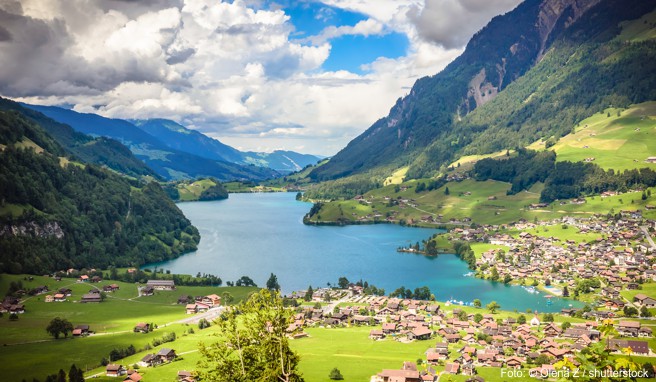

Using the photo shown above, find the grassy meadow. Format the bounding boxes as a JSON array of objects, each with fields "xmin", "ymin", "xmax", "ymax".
[{"xmin": 0, "ymin": 273, "xmax": 256, "ymax": 381}]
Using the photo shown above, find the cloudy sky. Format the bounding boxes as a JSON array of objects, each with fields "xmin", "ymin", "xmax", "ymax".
[{"xmin": 0, "ymin": 0, "xmax": 522, "ymax": 156}]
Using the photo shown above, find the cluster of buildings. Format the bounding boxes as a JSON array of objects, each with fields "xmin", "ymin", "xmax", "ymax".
[
  {"xmin": 284, "ymin": 290, "xmax": 654, "ymax": 381},
  {"xmin": 447, "ymin": 215, "xmax": 656, "ymax": 311}
]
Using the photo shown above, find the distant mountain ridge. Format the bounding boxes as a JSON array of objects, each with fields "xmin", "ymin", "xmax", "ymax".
[
  {"xmin": 24, "ymin": 104, "xmax": 321, "ymax": 179},
  {"xmin": 310, "ymin": 0, "xmax": 656, "ymax": 184}
]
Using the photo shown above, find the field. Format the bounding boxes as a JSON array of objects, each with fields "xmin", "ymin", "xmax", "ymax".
[
  {"xmin": 175, "ymin": 178, "xmax": 219, "ymax": 201},
  {"xmin": 312, "ymin": 176, "xmax": 656, "ymax": 226},
  {"xmin": 0, "ymin": 274, "xmax": 256, "ymax": 381},
  {"xmin": 528, "ymin": 102, "xmax": 656, "ymax": 172}
]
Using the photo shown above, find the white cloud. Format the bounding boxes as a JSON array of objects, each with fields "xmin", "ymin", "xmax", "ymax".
[
  {"xmin": 1, "ymin": 0, "xmax": 514, "ymax": 156},
  {"xmin": 411, "ymin": 0, "xmax": 523, "ymax": 49}
]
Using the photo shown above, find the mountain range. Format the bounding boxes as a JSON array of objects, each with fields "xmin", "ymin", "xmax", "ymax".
[
  {"xmin": 23, "ymin": 105, "xmax": 322, "ymax": 181},
  {"xmin": 309, "ymin": 0, "xmax": 656, "ymax": 193}
]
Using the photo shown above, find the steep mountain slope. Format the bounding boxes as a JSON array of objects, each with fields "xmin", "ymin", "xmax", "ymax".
[
  {"xmin": 0, "ymin": 98, "xmax": 157, "ymax": 179},
  {"xmin": 311, "ymin": 0, "xmax": 656, "ymax": 182},
  {"xmin": 0, "ymin": 109, "xmax": 200, "ymax": 274},
  {"xmin": 24, "ymin": 105, "xmax": 278, "ymax": 181}
]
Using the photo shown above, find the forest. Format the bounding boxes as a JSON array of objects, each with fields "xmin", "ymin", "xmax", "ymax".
[
  {"xmin": 473, "ymin": 149, "xmax": 656, "ymax": 202},
  {"xmin": 0, "ymin": 110, "xmax": 199, "ymax": 274}
]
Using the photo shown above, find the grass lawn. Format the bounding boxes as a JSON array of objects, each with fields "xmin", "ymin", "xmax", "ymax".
[
  {"xmin": 0, "ymin": 274, "xmax": 256, "ymax": 381},
  {"xmin": 291, "ymin": 326, "xmax": 433, "ymax": 382},
  {"xmin": 175, "ymin": 178, "xmax": 218, "ymax": 201},
  {"xmin": 534, "ymin": 102, "xmax": 656, "ymax": 172}
]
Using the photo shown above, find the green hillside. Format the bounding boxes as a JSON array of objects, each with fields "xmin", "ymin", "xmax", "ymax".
[
  {"xmin": 529, "ymin": 102, "xmax": 656, "ymax": 171},
  {"xmin": 307, "ymin": 0, "xmax": 656, "ymax": 199},
  {"xmin": 0, "ymin": 110, "xmax": 200, "ymax": 274},
  {"xmin": 163, "ymin": 178, "xmax": 229, "ymax": 202}
]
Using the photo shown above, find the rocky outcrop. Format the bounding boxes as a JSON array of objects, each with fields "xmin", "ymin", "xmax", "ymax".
[
  {"xmin": 0, "ymin": 221, "xmax": 64, "ymax": 239},
  {"xmin": 536, "ymin": 0, "xmax": 602, "ymax": 59}
]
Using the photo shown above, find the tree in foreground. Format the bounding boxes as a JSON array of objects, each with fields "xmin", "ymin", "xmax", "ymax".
[
  {"xmin": 46, "ymin": 317, "xmax": 74, "ymax": 339},
  {"xmin": 197, "ymin": 289, "xmax": 304, "ymax": 382},
  {"xmin": 329, "ymin": 367, "xmax": 344, "ymax": 380}
]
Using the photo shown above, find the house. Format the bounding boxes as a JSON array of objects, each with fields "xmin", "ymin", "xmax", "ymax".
[
  {"xmin": 81, "ymin": 293, "xmax": 102, "ymax": 303},
  {"xmin": 123, "ymin": 371, "xmax": 142, "ymax": 382},
  {"xmin": 375, "ymin": 369, "xmax": 421, "ymax": 382},
  {"xmin": 202, "ymin": 294, "xmax": 221, "ymax": 307},
  {"xmin": 134, "ymin": 322, "xmax": 150, "ymax": 333},
  {"xmin": 146, "ymin": 280, "xmax": 176, "ymax": 290},
  {"xmin": 617, "ymin": 321, "xmax": 641, "ymax": 337},
  {"xmin": 106, "ymin": 364, "xmax": 126, "ymax": 377},
  {"xmin": 44, "ymin": 295, "xmax": 54, "ymax": 303},
  {"xmin": 157, "ymin": 348, "xmax": 177, "ymax": 363},
  {"xmin": 53, "ymin": 293, "xmax": 67, "ymax": 302},
  {"xmin": 186, "ymin": 304, "xmax": 198, "ymax": 314},
  {"xmin": 177, "ymin": 371, "xmax": 194, "ymax": 381},
  {"xmin": 58, "ymin": 288, "xmax": 72, "ymax": 296},
  {"xmin": 370, "ymin": 329, "xmax": 385, "ymax": 340},
  {"xmin": 141, "ymin": 286, "xmax": 155, "ymax": 296},
  {"xmin": 382, "ymin": 323, "xmax": 397, "ymax": 334},
  {"xmin": 103, "ymin": 284, "xmax": 120, "ymax": 292},
  {"xmin": 607, "ymin": 339, "xmax": 650, "ymax": 355},
  {"xmin": 138, "ymin": 353, "xmax": 161, "ymax": 367},
  {"xmin": 408, "ymin": 327, "xmax": 432, "ymax": 341},
  {"xmin": 79, "ymin": 275, "xmax": 90, "ymax": 282},
  {"xmin": 74, "ymin": 325, "xmax": 90, "ymax": 336},
  {"xmin": 444, "ymin": 363, "xmax": 460, "ymax": 374},
  {"xmin": 633, "ymin": 294, "xmax": 656, "ymax": 308}
]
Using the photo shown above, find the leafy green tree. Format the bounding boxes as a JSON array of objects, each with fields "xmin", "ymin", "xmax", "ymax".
[
  {"xmin": 46, "ymin": 317, "xmax": 74, "ymax": 339},
  {"xmin": 473, "ymin": 299, "xmax": 481, "ymax": 308},
  {"xmin": 562, "ymin": 286, "xmax": 569, "ymax": 297},
  {"xmin": 486, "ymin": 301, "xmax": 500, "ymax": 314},
  {"xmin": 329, "ymin": 368, "xmax": 344, "ymax": 380},
  {"xmin": 337, "ymin": 277, "xmax": 350, "ymax": 289},
  {"xmin": 474, "ymin": 313, "xmax": 483, "ymax": 323},
  {"xmin": 197, "ymin": 289, "xmax": 304, "ymax": 382},
  {"xmin": 561, "ymin": 321, "xmax": 572, "ymax": 331},
  {"xmin": 543, "ymin": 313, "xmax": 555, "ymax": 322},
  {"xmin": 623, "ymin": 306, "xmax": 638, "ymax": 317},
  {"xmin": 640, "ymin": 306, "xmax": 651, "ymax": 317},
  {"xmin": 517, "ymin": 314, "xmax": 526, "ymax": 325},
  {"xmin": 304, "ymin": 286, "xmax": 313, "ymax": 302},
  {"xmin": 266, "ymin": 273, "xmax": 280, "ymax": 291},
  {"xmin": 222, "ymin": 292, "xmax": 234, "ymax": 305},
  {"xmin": 198, "ymin": 318, "xmax": 211, "ymax": 330}
]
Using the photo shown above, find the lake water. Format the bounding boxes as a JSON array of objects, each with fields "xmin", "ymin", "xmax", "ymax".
[{"xmin": 147, "ymin": 192, "xmax": 580, "ymax": 312}]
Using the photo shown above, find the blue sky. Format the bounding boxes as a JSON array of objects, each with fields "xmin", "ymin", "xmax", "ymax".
[{"xmin": 278, "ymin": 1, "xmax": 409, "ymax": 74}]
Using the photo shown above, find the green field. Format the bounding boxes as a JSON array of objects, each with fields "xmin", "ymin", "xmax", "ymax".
[
  {"xmin": 175, "ymin": 178, "xmax": 219, "ymax": 201},
  {"xmin": 528, "ymin": 102, "xmax": 656, "ymax": 172},
  {"xmin": 0, "ymin": 274, "xmax": 256, "ymax": 381}
]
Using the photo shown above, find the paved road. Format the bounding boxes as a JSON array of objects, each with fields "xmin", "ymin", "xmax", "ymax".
[
  {"xmin": 641, "ymin": 226, "xmax": 656, "ymax": 250},
  {"xmin": 176, "ymin": 306, "xmax": 225, "ymax": 325}
]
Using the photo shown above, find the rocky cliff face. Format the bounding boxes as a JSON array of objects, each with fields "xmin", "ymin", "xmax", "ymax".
[{"xmin": 0, "ymin": 221, "xmax": 64, "ymax": 239}]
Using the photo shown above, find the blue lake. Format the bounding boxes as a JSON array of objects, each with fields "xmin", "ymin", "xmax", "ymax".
[{"xmin": 148, "ymin": 192, "xmax": 580, "ymax": 312}]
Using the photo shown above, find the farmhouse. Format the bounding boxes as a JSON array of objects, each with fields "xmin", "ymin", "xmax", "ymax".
[
  {"xmin": 106, "ymin": 364, "xmax": 126, "ymax": 377},
  {"xmin": 146, "ymin": 280, "xmax": 176, "ymax": 290},
  {"xmin": 134, "ymin": 322, "xmax": 150, "ymax": 333},
  {"xmin": 202, "ymin": 294, "xmax": 221, "ymax": 307},
  {"xmin": 156, "ymin": 348, "xmax": 177, "ymax": 363},
  {"xmin": 80, "ymin": 293, "xmax": 102, "ymax": 303}
]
